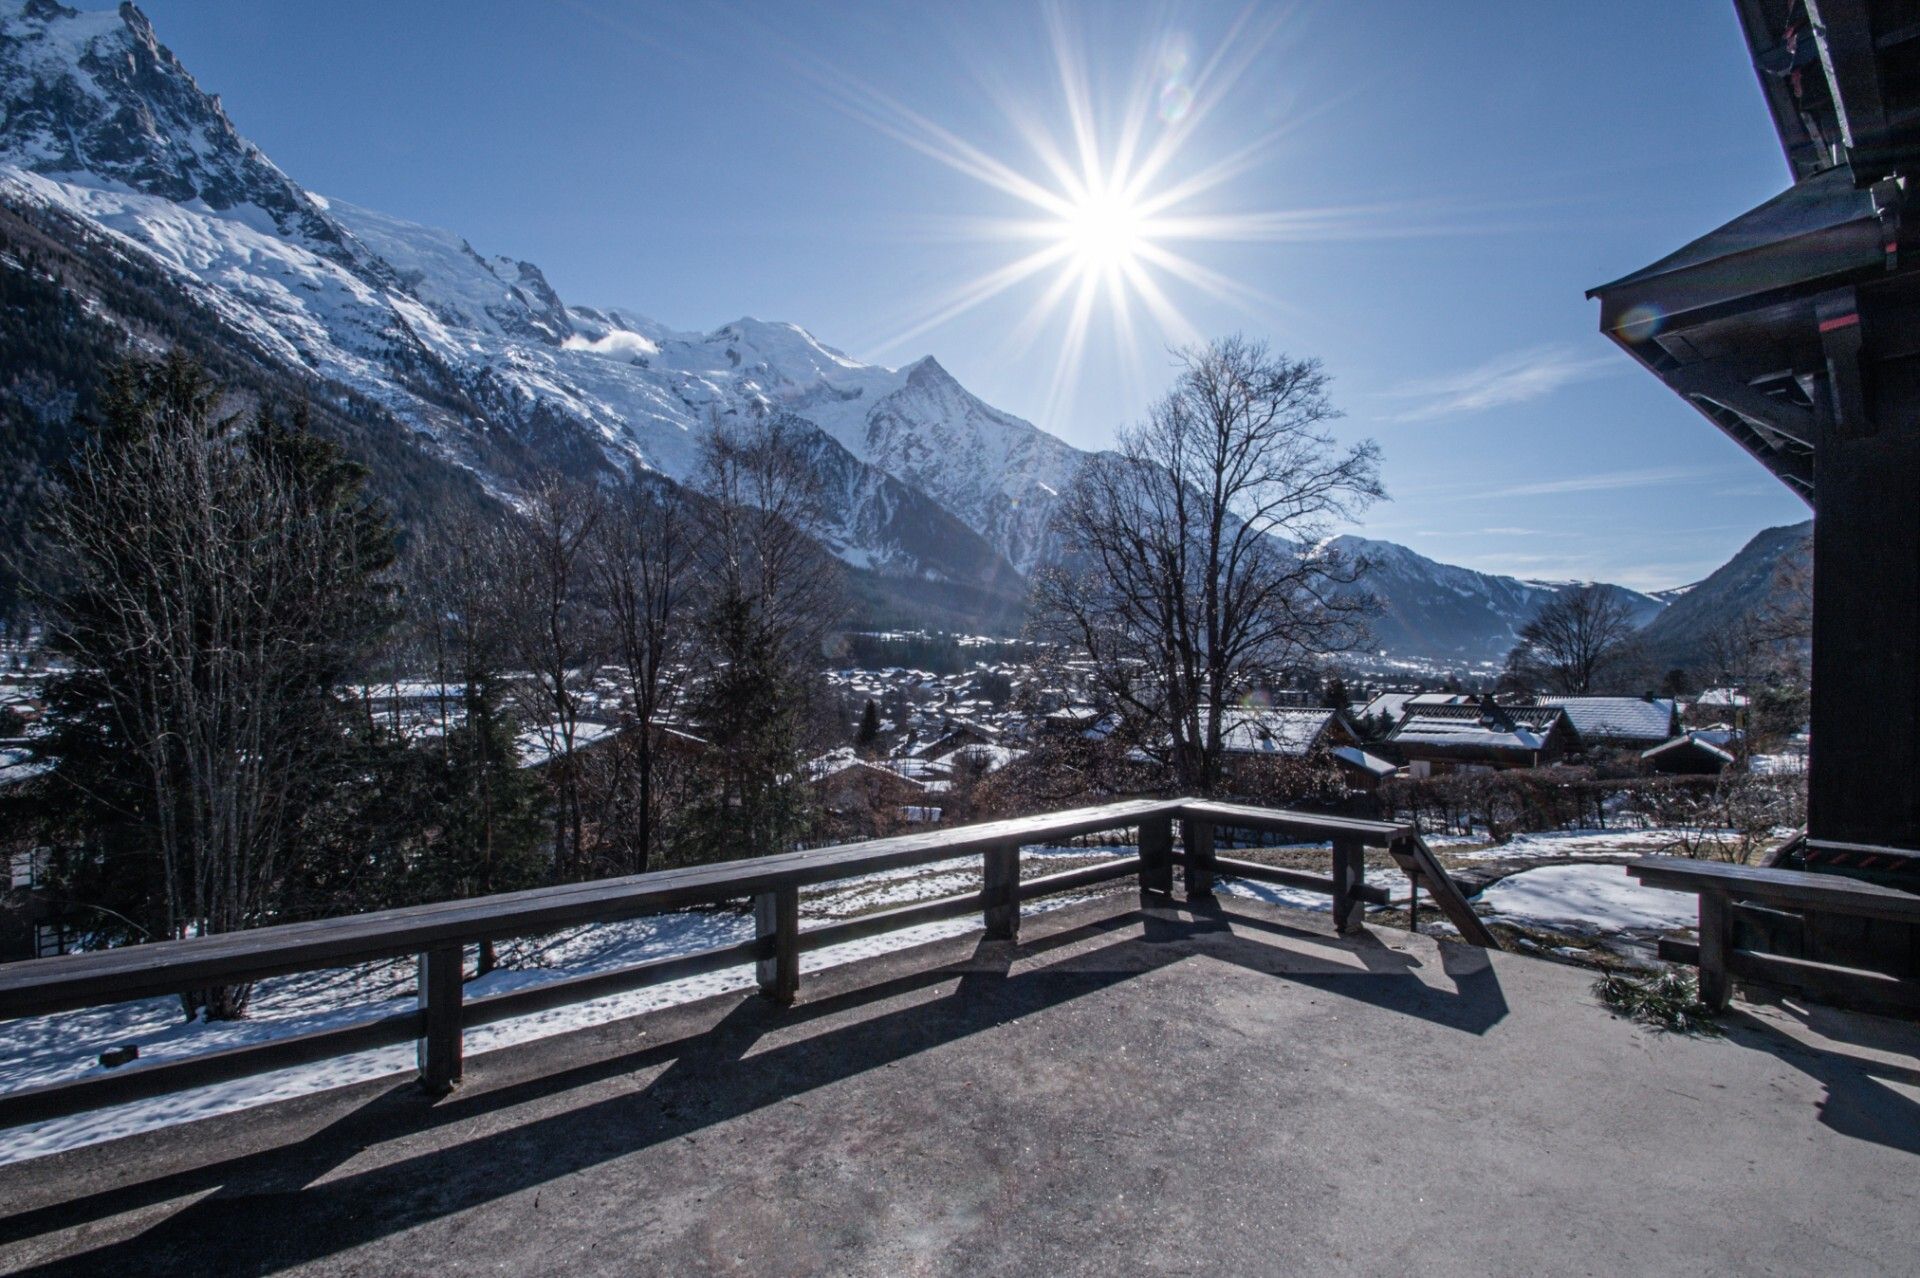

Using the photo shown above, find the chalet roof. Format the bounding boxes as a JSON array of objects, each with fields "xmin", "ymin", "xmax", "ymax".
[
  {"xmin": 1539, "ymin": 697, "xmax": 1677, "ymax": 744},
  {"xmin": 1218, "ymin": 708, "xmax": 1343, "ymax": 758},
  {"xmin": 1642, "ymin": 732, "xmax": 1736, "ymax": 765},
  {"xmin": 1331, "ymin": 745, "xmax": 1397, "ymax": 778},
  {"xmin": 1359, "ymin": 692, "xmax": 1417, "ymax": 723}
]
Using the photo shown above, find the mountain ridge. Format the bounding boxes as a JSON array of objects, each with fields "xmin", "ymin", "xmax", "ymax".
[{"xmin": 0, "ymin": 0, "xmax": 1790, "ymax": 659}]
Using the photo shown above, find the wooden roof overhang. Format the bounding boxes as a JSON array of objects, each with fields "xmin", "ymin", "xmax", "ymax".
[
  {"xmin": 1586, "ymin": 166, "xmax": 1899, "ymax": 506},
  {"xmin": 1588, "ymin": 1, "xmax": 1920, "ymax": 508}
]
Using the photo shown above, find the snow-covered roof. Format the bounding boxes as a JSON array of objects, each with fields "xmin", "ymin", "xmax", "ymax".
[
  {"xmin": 1359, "ymin": 692, "xmax": 1416, "ymax": 723},
  {"xmin": 1641, "ymin": 733, "xmax": 1736, "ymax": 765},
  {"xmin": 1539, "ymin": 696, "xmax": 1676, "ymax": 744},
  {"xmin": 1393, "ymin": 720, "xmax": 1547, "ymax": 753},
  {"xmin": 941, "ymin": 743, "xmax": 1028, "ymax": 773},
  {"xmin": 1219, "ymin": 708, "xmax": 1340, "ymax": 757},
  {"xmin": 1331, "ymin": 745, "xmax": 1397, "ymax": 777}
]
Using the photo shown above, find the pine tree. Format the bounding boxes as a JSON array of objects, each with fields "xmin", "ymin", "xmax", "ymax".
[{"xmin": 856, "ymin": 698, "xmax": 882, "ymax": 750}]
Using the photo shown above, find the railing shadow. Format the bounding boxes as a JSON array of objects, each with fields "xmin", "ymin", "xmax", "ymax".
[
  {"xmin": 1719, "ymin": 1004, "xmax": 1920, "ymax": 1157},
  {"xmin": 0, "ymin": 898, "xmax": 1510, "ymax": 1276}
]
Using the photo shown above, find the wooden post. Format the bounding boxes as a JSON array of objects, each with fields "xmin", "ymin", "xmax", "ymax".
[
  {"xmin": 755, "ymin": 885, "xmax": 800, "ymax": 1005},
  {"xmin": 1139, "ymin": 816, "xmax": 1174, "ymax": 895},
  {"xmin": 1697, "ymin": 890, "xmax": 1732, "ymax": 1011},
  {"xmin": 1181, "ymin": 819, "xmax": 1216, "ymax": 899},
  {"xmin": 417, "ymin": 945, "xmax": 464, "ymax": 1096},
  {"xmin": 983, "ymin": 842, "xmax": 1020, "ymax": 940},
  {"xmin": 1330, "ymin": 837, "xmax": 1366, "ymax": 935}
]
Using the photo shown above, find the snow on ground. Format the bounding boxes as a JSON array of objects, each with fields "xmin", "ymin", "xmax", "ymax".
[
  {"xmin": 0, "ymin": 845, "xmax": 1126, "ymax": 1166},
  {"xmin": 1450, "ymin": 826, "xmax": 1699, "ymax": 862},
  {"xmin": 1476, "ymin": 864, "xmax": 1697, "ymax": 934}
]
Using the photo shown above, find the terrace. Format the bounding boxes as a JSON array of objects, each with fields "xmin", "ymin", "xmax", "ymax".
[{"xmin": 0, "ymin": 800, "xmax": 1915, "ymax": 1275}]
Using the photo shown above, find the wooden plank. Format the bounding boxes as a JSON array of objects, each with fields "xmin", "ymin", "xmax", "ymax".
[
  {"xmin": 1175, "ymin": 800, "xmax": 1409, "ymax": 847},
  {"xmin": 1206, "ymin": 855, "xmax": 1390, "ymax": 906},
  {"xmin": 1019, "ymin": 857, "xmax": 1141, "ymax": 900},
  {"xmin": 0, "ymin": 798, "xmax": 1189, "ymax": 1019},
  {"xmin": 1182, "ymin": 819, "xmax": 1216, "ymax": 899},
  {"xmin": 1330, "ymin": 837, "xmax": 1366, "ymax": 935},
  {"xmin": 1628, "ymin": 856, "xmax": 1920, "ymax": 924},
  {"xmin": 465, "ymin": 937, "xmax": 766, "ymax": 1028},
  {"xmin": 755, "ymin": 886, "xmax": 800, "ymax": 1005},
  {"xmin": 797, "ymin": 891, "xmax": 986, "ymax": 954},
  {"xmin": 983, "ymin": 843, "xmax": 1020, "ymax": 941},
  {"xmin": 1387, "ymin": 836, "xmax": 1500, "ymax": 950},
  {"xmin": 1139, "ymin": 815, "xmax": 1174, "ymax": 895},
  {"xmin": 1697, "ymin": 892, "xmax": 1731, "ymax": 1012},
  {"xmin": 0, "ymin": 1008, "xmax": 423, "ymax": 1130},
  {"xmin": 1727, "ymin": 949, "xmax": 1920, "ymax": 1013}
]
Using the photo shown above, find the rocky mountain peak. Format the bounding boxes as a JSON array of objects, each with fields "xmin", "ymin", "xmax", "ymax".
[{"xmin": 0, "ymin": 0, "xmax": 358, "ymax": 264}]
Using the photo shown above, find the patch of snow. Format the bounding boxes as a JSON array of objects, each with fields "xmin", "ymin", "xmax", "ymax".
[{"xmin": 1476, "ymin": 863, "xmax": 1696, "ymax": 933}]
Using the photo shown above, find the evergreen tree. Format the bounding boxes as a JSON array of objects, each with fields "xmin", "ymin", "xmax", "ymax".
[
  {"xmin": 1322, "ymin": 676, "xmax": 1350, "ymax": 710},
  {"xmin": 856, "ymin": 698, "xmax": 882, "ymax": 749}
]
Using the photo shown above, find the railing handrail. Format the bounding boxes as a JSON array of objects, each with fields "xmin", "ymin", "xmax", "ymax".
[
  {"xmin": 0, "ymin": 797, "xmax": 1433, "ymax": 1129},
  {"xmin": 0, "ymin": 798, "xmax": 1185, "ymax": 1018},
  {"xmin": 0, "ymin": 797, "xmax": 1415, "ymax": 1022},
  {"xmin": 1628, "ymin": 855, "xmax": 1920, "ymax": 923}
]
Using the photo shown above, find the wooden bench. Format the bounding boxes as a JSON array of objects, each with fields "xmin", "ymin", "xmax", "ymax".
[
  {"xmin": 0, "ymin": 798, "xmax": 1457, "ymax": 1128},
  {"xmin": 1627, "ymin": 856, "xmax": 1920, "ymax": 1014}
]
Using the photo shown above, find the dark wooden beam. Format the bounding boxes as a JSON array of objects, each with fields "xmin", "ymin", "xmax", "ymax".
[{"xmin": 417, "ymin": 946, "xmax": 464, "ymax": 1096}]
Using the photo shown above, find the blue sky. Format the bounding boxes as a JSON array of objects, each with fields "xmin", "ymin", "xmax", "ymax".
[{"xmin": 138, "ymin": 0, "xmax": 1812, "ymax": 590}]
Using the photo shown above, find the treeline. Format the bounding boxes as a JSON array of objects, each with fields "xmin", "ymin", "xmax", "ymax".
[{"xmin": 6, "ymin": 357, "xmax": 847, "ymax": 1015}]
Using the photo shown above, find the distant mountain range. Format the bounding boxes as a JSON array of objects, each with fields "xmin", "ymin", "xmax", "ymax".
[{"xmin": 0, "ymin": 1, "xmax": 1806, "ymax": 666}]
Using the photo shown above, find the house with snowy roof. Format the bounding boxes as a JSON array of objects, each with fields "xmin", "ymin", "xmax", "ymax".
[
  {"xmin": 1537, "ymin": 696, "xmax": 1680, "ymax": 751},
  {"xmin": 1641, "ymin": 731, "xmax": 1736, "ymax": 776},
  {"xmin": 1389, "ymin": 701, "xmax": 1574, "ymax": 775}
]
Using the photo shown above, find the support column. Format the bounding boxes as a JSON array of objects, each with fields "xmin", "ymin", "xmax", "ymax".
[
  {"xmin": 1330, "ymin": 837, "xmax": 1366, "ymax": 935},
  {"xmin": 983, "ymin": 843, "xmax": 1020, "ymax": 941},
  {"xmin": 417, "ymin": 945, "xmax": 464, "ymax": 1096},
  {"xmin": 1697, "ymin": 891, "xmax": 1732, "ymax": 1011},
  {"xmin": 755, "ymin": 885, "xmax": 799, "ymax": 1005},
  {"xmin": 1138, "ymin": 816, "xmax": 1174, "ymax": 895},
  {"xmin": 1181, "ymin": 819, "xmax": 1215, "ymax": 899}
]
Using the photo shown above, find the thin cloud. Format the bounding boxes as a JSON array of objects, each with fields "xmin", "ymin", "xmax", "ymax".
[
  {"xmin": 1383, "ymin": 344, "xmax": 1620, "ymax": 422},
  {"xmin": 1501, "ymin": 465, "xmax": 1727, "ymax": 497}
]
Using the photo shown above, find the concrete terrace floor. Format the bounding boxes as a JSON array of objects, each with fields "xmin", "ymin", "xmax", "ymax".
[{"xmin": 0, "ymin": 894, "xmax": 1916, "ymax": 1277}]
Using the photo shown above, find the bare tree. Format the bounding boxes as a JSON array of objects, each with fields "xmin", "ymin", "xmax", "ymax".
[
  {"xmin": 1505, "ymin": 584, "xmax": 1641, "ymax": 695},
  {"xmin": 588, "ymin": 474, "xmax": 693, "ymax": 872},
  {"xmin": 1033, "ymin": 337, "xmax": 1383, "ymax": 794},
  {"xmin": 32, "ymin": 357, "xmax": 394, "ymax": 1016},
  {"xmin": 489, "ymin": 480, "xmax": 606, "ymax": 879}
]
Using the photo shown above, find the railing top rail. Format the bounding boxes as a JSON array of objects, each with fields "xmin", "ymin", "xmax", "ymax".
[
  {"xmin": 1177, "ymin": 800, "xmax": 1410, "ymax": 846},
  {"xmin": 0, "ymin": 796, "xmax": 1402, "ymax": 1019},
  {"xmin": 1628, "ymin": 855, "xmax": 1920, "ymax": 922},
  {"xmin": 0, "ymin": 798, "xmax": 1172, "ymax": 1018}
]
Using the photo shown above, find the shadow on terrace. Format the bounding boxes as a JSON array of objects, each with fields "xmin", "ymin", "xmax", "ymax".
[{"xmin": 1, "ymin": 882, "xmax": 1916, "ymax": 1277}]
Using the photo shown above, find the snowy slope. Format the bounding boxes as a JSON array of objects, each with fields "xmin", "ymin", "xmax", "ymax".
[{"xmin": 0, "ymin": 0, "xmax": 1050, "ymax": 591}]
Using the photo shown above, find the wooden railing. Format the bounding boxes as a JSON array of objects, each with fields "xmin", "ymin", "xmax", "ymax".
[
  {"xmin": 1628, "ymin": 856, "xmax": 1920, "ymax": 1015},
  {"xmin": 0, "ymin": 798, "xmax": 1460, "ymax": 1128}
]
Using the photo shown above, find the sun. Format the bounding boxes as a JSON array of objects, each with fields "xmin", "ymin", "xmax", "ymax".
[
  {"xmin": 812, "ymin": 7, "xmax": 1333, "ymax": 423},
  {"xmin": 1059, "ymin": 183, "xmax": 1149, "ymax": 279}
]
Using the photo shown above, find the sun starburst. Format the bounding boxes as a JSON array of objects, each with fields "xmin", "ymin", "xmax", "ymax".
[{"xmin": 797, "ymin": 4, "xmax": 1386, "ymax": 427}]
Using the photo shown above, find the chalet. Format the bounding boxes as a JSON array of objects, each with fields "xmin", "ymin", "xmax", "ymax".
[
  {"xmin": 911, "ymin": 718, "xmax": 999, "ymax": 760},
  {"xmin": 1642, "ymin": 732, "xmax": 1736, "ymax": 776},
  {"xmin": 1389, "ymin": 702, "xmax": 1574, "ymax": 775},
  {"xmin": 1218, "ymin": 707, "xmax": 1356, "ymax": 759},
  {"xmin": 1538, "ymin": 696, "xmax": 1680, "ymax": 751},
  {"xmin": 1330, "ymin": 744, "xmax": 1399, "ymax": 792}
]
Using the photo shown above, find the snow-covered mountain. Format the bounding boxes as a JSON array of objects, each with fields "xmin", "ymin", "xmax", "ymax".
[
  {"xmin": 0, "ymin": 0, "xmax": 1075, "ymax": 605},
  {"xmin": 1326, "ymin": 535, "xmax": 1668, "ymax": 668},
  {"xmin": 1, "ymin": 1, "xmax": 1755, "ymax": 655}
]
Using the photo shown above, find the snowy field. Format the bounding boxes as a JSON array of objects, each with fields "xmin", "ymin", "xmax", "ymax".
[
  {"xmin": 0, "ymin": 845, "xmax": 1119, "ymax": 1166},
  {"xmin": 1476, "ymin": 864, "xmax": 1698, "ymax": 934}
]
